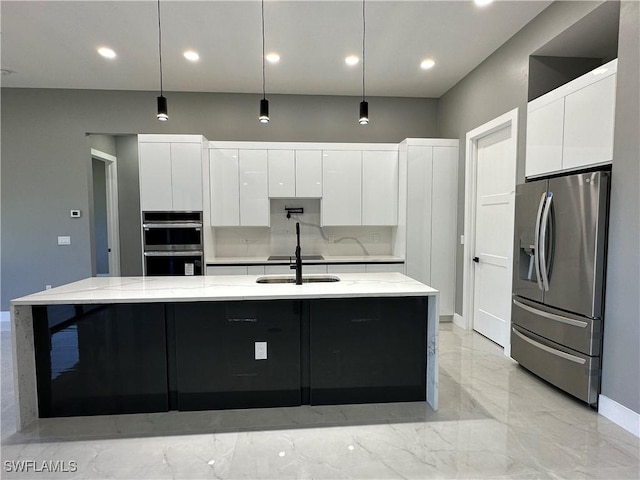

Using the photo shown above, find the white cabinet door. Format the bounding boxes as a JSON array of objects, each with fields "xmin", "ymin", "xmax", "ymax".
[
  {"xmin": 362, "ymin": 151, "xmax": 398, "ymax": 225},
  {"xmin": 239, "ymin": 150, "xmax": 269, "ymax": 226},
  {"xmin": 562, "ymin": 74, "xmax": 616, "ymax": 170},
  {"xmin": 268, "ymin": 150, "xmax": 295, "ymax": 198},
  {"xmin": 171, "ymin": 143, "xmax": 203, "ymax": 211},
  {"xmin": 139, "ymin": 142, "xmax": 172, "ymax": 211},
  {"xmin": 295, "ymin": 150, "xmax": 322, "ymax": 197},
  {"xmin": 322, "ymin": 150, "xmax": 361, "ymax": 226},
  {"xmin": 525, "ymin": 98, "xmax": 564, "ymax": 178},
  {"xmin": 365, "ymin": 263, "xmax": 405, "ymax": 273},
  {"xmin": 206, "ymin": 265, "xmax": 248, "ymax": 276},
  {"xmin": 405, "ymin": 146, "xmax": 433, "ymax": 285},
  {"xmin": 431, "ymin": 146, "xmax": 458, "ymax": 316},
  {"xmin": 327, "ymin": 264, "xmax": 366, "ymax": 274},
  {"xmin": 210, "ymin": 149, "xmax": 240, "ymax": 226}
]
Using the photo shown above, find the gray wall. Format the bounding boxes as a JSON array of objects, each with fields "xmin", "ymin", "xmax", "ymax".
[
  {"xmin": 115, "ymin": 135, "xmax": 143, "ymax": 276},
  {"xmin": 437, "ymin": 0, "xmax": 605, "ymax": 316},
  {"xmin": 1, "ymin": 89, "xmax": 438, "ymax": 308},
  {"xmin": 601, "ymin": 0, "xmax": 640, "ymax": 414}
]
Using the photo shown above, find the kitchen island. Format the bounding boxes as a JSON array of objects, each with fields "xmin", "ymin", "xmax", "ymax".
[{"xmin": 10, "ymin": 273, "xmax": 439, "ymax": 430}]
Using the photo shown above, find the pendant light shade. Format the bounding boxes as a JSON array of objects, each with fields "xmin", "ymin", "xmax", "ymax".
[
  {"xmin": 359, "ymin": 100, "xmax": 369, "ymax": 125},
  {"xmin": 157, "ymin": 95, "xmax": 168, "ymax": 121},
  {"xmin": 259, "ymin": 98, "xmax": 270, "ymax": 124},
  {"xmin": 156, "ymin": 0, "xmax": 168, "ymax": 121},
  {"xmin": 359, "ymin": 0, "xmax": 368, "ymax": 125},
  {"xmin": 259, "ymin": 0, "xmax": 270, "ymax": 124}
]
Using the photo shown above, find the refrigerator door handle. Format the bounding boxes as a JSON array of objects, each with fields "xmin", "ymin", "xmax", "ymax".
[
  {"xmin": 513, "ymin": 299, "xmax": 588, "ymax": 328},
  {"xmin": 533, "ymin": 192, "xmax": 546, "ymax": 291},
  {"xmin": 512, "ymin": 328, "xmax": 586, "ymax": 364},
  {"xmin": 539, "ymin": 192, "xmax": 553, "ymax": 291}
]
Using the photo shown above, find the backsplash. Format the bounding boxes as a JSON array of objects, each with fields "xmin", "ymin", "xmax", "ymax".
[{"xmin": 212, "ymin": 199, "xmax": 395, "ymax": 258}]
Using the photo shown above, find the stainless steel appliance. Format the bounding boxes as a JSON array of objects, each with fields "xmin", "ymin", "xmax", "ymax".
[
  {"xmin": 511, "ymin": 169, "xmax": 610, "ymax": 405},
  {"xmin": 142, "ymin": 211, "xmax": 203, "ymax": 276}
]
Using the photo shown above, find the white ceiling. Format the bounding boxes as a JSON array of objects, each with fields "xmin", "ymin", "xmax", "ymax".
[{"xmin": 1, "ymin": 0, "xmax": 553, "ymax": 98}]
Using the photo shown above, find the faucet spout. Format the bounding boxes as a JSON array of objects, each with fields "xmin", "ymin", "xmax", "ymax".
[{"xmin": 290, "ymin": 222, "xmax": 303, "ymax": 285}]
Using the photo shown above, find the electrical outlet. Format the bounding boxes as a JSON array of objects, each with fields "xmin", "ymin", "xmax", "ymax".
[
  {"xmin": 57, "ymin": 236, "xmax": 71, "ymax": 246},
  {"xmin": 373, "ymin": 233, "xmax": 379, "ymax": 243},
  {"xmin": 255, "ymin": 341, "xmax": 267, "ymax": 360},
  {"xmin": 45, "ymin": 285, "xmax": 52, "ymax": 290},
  {"xmin": 328, "ymin": 234, "xmax": 335, "ymax": 244},
  {"xmin": 239, "ymin": 234, "xmax": 246, "ymax": 244}
]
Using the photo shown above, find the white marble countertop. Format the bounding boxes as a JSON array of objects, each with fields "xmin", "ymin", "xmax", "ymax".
[
  {"xmin": 11, "ymin": 273, "xmax": 437, "ymax": 306},
  {"xmin": 205, "ymin": 255, "xmax": 405, "ymax": 265}
]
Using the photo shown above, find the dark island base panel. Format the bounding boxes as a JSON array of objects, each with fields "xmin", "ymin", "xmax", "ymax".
[
  {"xmin": 33, "ymin": 297, "xmax": 428, "ymax": 418},
  {"xmin": 33, "ymin": 304, "xmax": 169, "ymax": 418}
]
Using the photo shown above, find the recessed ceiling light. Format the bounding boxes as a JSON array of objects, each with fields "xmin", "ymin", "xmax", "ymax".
[
  {"xmin": 420, "ymin": 59, "xmax": 436, "ymax": 70},
  {"xmin": 183, "ymin": 50, "xmax": 200, "ymax": 62},
  {"xmin": 265, "ymin": 53, "xmax": 280, "ymax": 64},
  {"xmin": 474, "ymin": 0, "xmax": 494, "ymax": 6},
  {"xmin": 345, "ymin": 55, "xmax": 359, "ymax": 66},
  {"xmin": 97, "ymin": 47, "xmax": 116, "ymax": 59}
]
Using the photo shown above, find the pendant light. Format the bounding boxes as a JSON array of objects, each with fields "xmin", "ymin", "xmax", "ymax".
[
  {"xmin": 259, "ymin": 0, "xmax": 270, "ymax": 123},
  {"xmin": 156, "ymin": 0, "xmax": 168, "ymax": 121},
  {"xmin": 359, "ymin": 0, "xmax": 368, "ymax": 125}
]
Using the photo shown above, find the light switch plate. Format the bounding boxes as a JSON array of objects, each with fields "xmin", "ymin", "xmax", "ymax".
[
  {"xmin": 255, "ymin": 341, "xmax": 267, "ymax": 360},
  {"xmin": 57, "ymin": 236, "xmax": 71, "ymax": 246}
]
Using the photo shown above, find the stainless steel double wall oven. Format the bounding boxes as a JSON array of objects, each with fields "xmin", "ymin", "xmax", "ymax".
[{"xmin": 142, "ymin": 211, "xmax": 203, "ymax": 276}]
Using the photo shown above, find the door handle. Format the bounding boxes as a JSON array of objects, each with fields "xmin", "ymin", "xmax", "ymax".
[
  {"xmin": 539, "ymin": 192, "xmax": 553, "ymax": 291},
  {"xmin": 533, "ymin": 192, "xmax": 546, "ymax": 291},
  {"xmin": 473, "ymin": 256, "xmax": 479, "ymax": 263}
]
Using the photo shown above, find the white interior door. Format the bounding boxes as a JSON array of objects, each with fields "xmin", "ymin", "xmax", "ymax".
[{"xmin": 472, "ymin": 126, "xmax": 516, "ymax": 347}]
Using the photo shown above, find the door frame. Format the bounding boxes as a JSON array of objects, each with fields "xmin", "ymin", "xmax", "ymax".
[
  {"xmin": 91, "ymin": 148, "xmax": 121, "ymax": 276},
  {"xmin": 461, "ymin": 108, "xmax": 518, "ymax": 356}
]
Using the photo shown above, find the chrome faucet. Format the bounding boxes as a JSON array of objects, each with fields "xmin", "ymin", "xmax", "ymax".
[{"xmin": 290, "ymin": 222, "xmax": 303, "ymax": 285}]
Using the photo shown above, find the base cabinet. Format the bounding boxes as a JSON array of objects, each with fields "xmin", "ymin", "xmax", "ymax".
[
  {"xmin": 34, "ymin": 297, "xmax": 428, "ymax": 417},
  {"xmin": 173, "ymin": 300, "xmax": 301, "ymax": 410},
  {"xmin": 33, "ymin": 304, "xmax": 168, "ymax": 417},
  {"xmin": 309, "ymin": 297, "xmax": 427, "ymax": 405}
]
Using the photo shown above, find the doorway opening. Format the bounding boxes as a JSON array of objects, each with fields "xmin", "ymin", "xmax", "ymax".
[{"xmin": 91, "ymin": 148, "xmax": 120, "ymax": 277}]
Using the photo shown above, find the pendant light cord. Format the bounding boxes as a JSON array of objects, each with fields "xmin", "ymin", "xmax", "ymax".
[
  {"xmin": 362, "ymin": 0, "xmax": 366, "ymax": 101},
  {"xmin": 261, "ymin": 0, "xmax": 266, "ymax": 100},
  {"xmin": 157, "ymin": 0, "xmax": 164, "ymax": 96}
]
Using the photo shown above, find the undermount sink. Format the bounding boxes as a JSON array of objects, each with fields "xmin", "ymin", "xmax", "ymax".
[{"xmin": 256, "ymin": 275, "xmax": 340, "ymax": 284}]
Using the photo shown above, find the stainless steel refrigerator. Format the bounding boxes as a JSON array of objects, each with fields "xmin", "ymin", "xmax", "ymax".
[{"xmin": 511, "ymin": 169, "xmax": 610, "ymax": 405}]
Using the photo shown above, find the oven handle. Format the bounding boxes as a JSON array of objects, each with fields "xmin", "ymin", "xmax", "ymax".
[
  {"xmin": 144, "ymin": 251, "xmax": 203, "ymax": 257},
  {"xmin": 143, "ymin": 222, "xmax": 202, "ymax": 229}
]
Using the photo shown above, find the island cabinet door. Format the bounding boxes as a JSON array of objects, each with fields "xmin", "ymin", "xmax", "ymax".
[
  {"xmin": 172, "ymin": 300, "xmax": 301, "ymax": 410},
  {"xmin": 33, "ymin": 304, "xmax": 169, "ymax": 418},
  {"xmin": 309, "ymin": 297, "xmax": 427, "ymax": 405}
]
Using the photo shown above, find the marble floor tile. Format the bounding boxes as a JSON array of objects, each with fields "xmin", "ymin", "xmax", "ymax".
[{"xmin": 1, "ymin": 324, "xmax": 638, "ymax": 480}]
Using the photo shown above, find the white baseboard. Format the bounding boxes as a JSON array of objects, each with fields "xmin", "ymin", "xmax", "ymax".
[
  {"xmin": 453, "ymin": 313, "xmax": 465, "ymax": 329},
  {"xmin": 599, "ymin": 394, "xmax": 640, "ymax": 438},
  {"xmin": 0, "ymin": 311, "xmax": 10, "ymax": 332}
]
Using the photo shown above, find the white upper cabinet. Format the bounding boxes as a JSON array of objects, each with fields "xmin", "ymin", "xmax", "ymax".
[
  {"xmin": 525, "ymin": 59, "xmax": 617, "ymax": 178},
  {"xmin": 295, "ymin": 150, "xmax": 322, "ymax": 197},
  {"xmin": 139, "ymin": 142, "xmax": 173, "ymax": 211},
  {"xmin": 239, "ymin": 150, "xmax": 269, "ymax": 226},
  {"xmin": 562, "ymin": 73, "xmax": 616, "ymax": 170},
  {"xmin": 170, "ymin": 143, "xmax": 203, "ymax": 211},
  {"xmin": 268, "ymin": 150, "xmax": 295, "ymax": 198},
  {"xmin": 525, "ymin": 97, "xmax": 564, "ymax": 178},
  {"xmin": 210, "ymin": 148, "xmax": 240, "ymax": 226},
  {"xmin": 268, "ymin": 149, "xmax": 322, "ymax": 198},
  {"xmin": 322, "ymin": 150, "xmax": 362, "ymax": 226},
  {"xmin": 138, "ymin": 136, "xmax": 204, "ymax": 211},
  {"xmin": 362, "ymin": 151, "xmax": 398, "ymax": 225}
]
